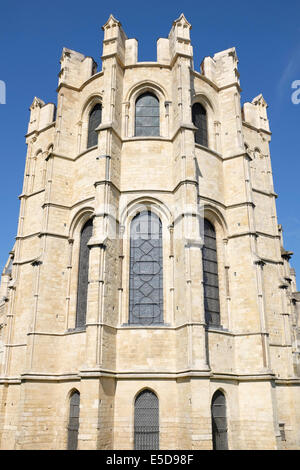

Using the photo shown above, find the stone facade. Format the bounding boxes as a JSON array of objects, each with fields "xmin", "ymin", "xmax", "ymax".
[{"xmin": 0, "ymin": 14, "xmax": 300, "ymax": 450}]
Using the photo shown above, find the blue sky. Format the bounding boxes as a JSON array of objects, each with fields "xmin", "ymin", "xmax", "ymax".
[{"xmin": 0, "ymin": 0, "xmax": 300, "ymax": 284}]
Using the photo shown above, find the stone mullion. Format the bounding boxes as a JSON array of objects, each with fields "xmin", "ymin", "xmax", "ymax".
[
  {"xmin": 169, "ymin": 225, "xmax": 175, "ymax": 325},
  {"xmin": 184, "ymin": 241, "xmax": 193, "ymax": 367},
  {"xmin": 85, "ymin": 240, "xmax": 105, "ymax": 368},
  {"xmin": 177, "ymin": 53, "xmax": 208, "ymax": 370},
  {"xmin": 2, "ymin": 281, "xmax": 17, "ymax": 377},
  {"xmin": 23, "ymin": 138, "xmax": 35, "ymax": 195},
  {"xmin": 165, "ymin": 101, "xmax": 171, "ymax": 138},
  {"xmin": 26, "ymin": 260, "xmax": 42, "ymax": 371},
  {"xmin": 245, "ymin": 151, "xmax": 272, "ymax": 371},
  {"xmin": 177, "ymin": 60, "xmax": 183, "ymax": 122},
  {"xmin": 123, "ymin": 102, "xmax": 129, "ymax": 138},
  {"xmin": 85, "ymin": 115, "xmax": 113, "ymax": 366},
  {"xmin": 85, "ymin": 47, "xmax": 120, "ymax": 372},
  {"xmin": 77, "ymin": 378, "xmax": 102, "ymax": 450},
  {"xmin": 42, "ymin": 153, "xmax": 54, "ymax": 242},
  {"xmin": 110, "ymin": 63, "xmax": 116, "ymax": 122},
  {"xmin": 85, "ymin": 177, "xmax": 107, "ymax": 368},
  {"xmin": 3, "ymin": 139, "xmax": 31, "ymax": 376},
  {"xmin": 234, "ymin": 91, "xmax": 244, "ymax": 149},
  {"xmin": 214, "ymin": 120, "xmax": 222, "ymax": 153},
  {"xmin": 55, "ymin": 93, "xmax": 64, "ymax": 150},
  {"xmin": 223, "ymin": 238, "xmax": 232, "ymax": 331},
  {"xmin": 29, "ymin": 155, "xmax": 37, "ymax": 194},
  {"xmin": 65, "ymin": 239, "xmax": 74, "ymax": 331},
  {"xmin": 76, "ymin": 121, "xmax": 82, "ymax": 154},
  {"xmin": 118, "ymin": 226, "xmax": 125, "ymax": 326},
  {"xmin": 255, "ymin": 260, "xmax": 271, "ymax": 370},
  {"xmin": 279, "ymin": 285, "xmax": 295, "ymax": 377}
]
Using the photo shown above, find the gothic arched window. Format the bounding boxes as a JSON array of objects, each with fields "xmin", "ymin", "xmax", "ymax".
[
  {"xmin": 211, "ymin": 390, "xmax": 228, "ymax": 450},
  {"xmin": 87, "ymin": 103, "xmax": 102, "ymax": 148},
  {"xmin": 202, "ymin": 219, "xmax": 220, "ymax": 327},
  {"xmin": 134, "ymin": 390, "xmax": 159, "ymax": 450},
  {"xmin": 135, "ymin": 93, "xmax": 160, "ymax": 137},
  {"xmin": 129, "ymin": 211, "xmax": 163, "ymax": 325},
  {"xmin": 192, "ymin": 103, "xmax": 208, "ymax": 147},
  {"xmin": 67, "ymin": 390, "xmax": 80, "ymax": 450},
  {"xmin": 76, "ymin": 219, "xmax": 93, "ymax": 328}
]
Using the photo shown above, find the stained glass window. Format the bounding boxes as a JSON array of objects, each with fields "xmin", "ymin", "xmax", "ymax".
[
  {"xmin": 135, "ymin": 93, "xmax": 160, "ymax": 137},
  {"xmin": 129, "ymin": 211, "xmax": 163, "ymax": 325}
]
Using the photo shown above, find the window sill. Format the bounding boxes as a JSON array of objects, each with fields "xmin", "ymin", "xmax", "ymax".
[
  {"xmin": 121, "ymin": 323, "xmax": 170, "ymax": 329},
  {"xmin": 123, "ymin": 136, "xmax": 170, "ymax": 142},
  {"xmin": 66, "ymin": 326, "xmax": 86, "ymax": 335},
  {"xmin": 195, "ymin": 143, "xmax": 222, "ymax": 159},
  {"xmin": 205, "ymin": 325, "xmax": 230, "ymax": 334}
]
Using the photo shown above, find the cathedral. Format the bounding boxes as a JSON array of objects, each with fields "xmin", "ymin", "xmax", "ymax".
[{"xmin": 0, "ymin": 14, "xmax": 300, "ymax": 450}]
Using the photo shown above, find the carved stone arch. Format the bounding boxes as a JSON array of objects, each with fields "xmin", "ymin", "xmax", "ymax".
[
  {"xmin": 67, "ymin": 208, "xmax": 94, "ymax": 330},
  {"xmin": 133, "ymin": 386, "xmax": 160, "ymax": 404},
  {"xmin": 201, "ymin": 205, "xmax": 227, "ymax": 328},
  {"xmin": 79, "ymin": 94, "xmax": 103, "ymax": 152},
  {"xmin": 126, "ymin": 80, "xmax": 169, "ymax": 104},
  {"xmin": 129, "ymin": 211, "xmax": 163, "ymax": 325},
  {"xmin": 120, "ymin": 197, "xmax": 172, "ymax": 231},
  {"xmin": 192, "ymin": 94, "xmax": 218, "ymax": 150},
  {"xmin": 81, "ymin": 93, "xmax": 103, "ymax": 120},
  {"xmin": 134, "ymin": 388, "xmax": 159, "ymax": 450},
  {"xmin": 46, "ymin": 143, "xmax": 54, "ymax": 155},
  {"xmin": 34, "ymin": 148, "xmax": 43, "ymax": 158},
  {"xmin": 211, "ymin": 389, "xmax": 229, "ymax": 450},
  {"xmin": 69, "ymin": 207, "xmax": 95, "ymax": 240},
  {"xmin": 212, "ymin": 386, "xmax": 228, "ymax": 401},
  {"xmin": 254, "ymin": 147, "xmax": 262, "ymax": 159},
  {"xmin": 120, "ymin": 197, "xmax": 172, "ymax": 326},
  {"xmin": 75, "ymin": 217, "xmax": 93, "ymax": 328},
  {"xmin": 30, "ymin": 149, "xmax": 44, "ymax": 193},
  {"xmin": 125, "ymin": 81, "xmax": 170, "ymax": 138},
  {"xmin": 67, "ymin": 389, "xmax": 81, "ymax": 450},
  {"xmin": 192, "ymin": 93, "xmax": 215, "ymax": 113},
  {"xmin": 203, "ymin": 205, "xmax": 228, "ymax": 238},
  {"xmin": 66, "ymin": 387, "xmax": 80, "ymax": 402}
]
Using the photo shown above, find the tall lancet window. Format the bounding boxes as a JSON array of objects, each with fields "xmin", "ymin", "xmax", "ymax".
[
  {"xmin": 134, "ymin": 390, "xmax": 159, "ymax": 450},
  {"xmin": 67, "ymin": 390, "xmax": 80, "ymax": 450},
  {"xmin": 135, "ymin": 93, "xmax": 160, "ymax": 136},
  {"xmin": 87, "ymin": 103, "xmax": 102, "ymax": 148},
  {"xmin": 192, "ymin": 103, "xmax": 208, "ymax": 147},
  {"xmin": 202, "ymin": 219, "xmax": 220, "ymax": 327},
  {"xmin": 76, "ymin": 219, "xmax": 93, "ymax": 328},
  {"xmin": 211, "ymin": 391, "xmax": 228, "ymax": 450},
  {"xmin": 129, "ymin": 211, "xmax": 163, "ymax": 325}
]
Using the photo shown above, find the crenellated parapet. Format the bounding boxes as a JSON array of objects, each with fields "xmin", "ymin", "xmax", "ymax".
[
  {"xmin": 0, "ymin": 13, "xmax": 300, "ymax": 451},
  {"xmin": 243, "ymin": 94, "xmax": 270, "ymax": 132},
  {"xmin": 168, "ymin": 13, "xmax": 193, "ymax": 65},
  {"xmin": 201, "ymin": 47, "xmax": 240, "ymax": 89},
  {"xmin": 27, "ymin": 97, "xmax": 56, "ymax": 135},
  {"xmin": 59, "ymin": 47, "xmax": 97, "ymax": 89},
  {"xmin": 102, "ymin": 14, "xmax": 128, "ymax": 66}
]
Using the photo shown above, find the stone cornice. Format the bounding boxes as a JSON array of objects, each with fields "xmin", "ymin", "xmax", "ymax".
[
  {"xmin": 191, "ymin": 69, "xmax": 219, "ymax": 91},
  {"xmin": 218, "ymin": 81, "xmax": 242, "ymax": 93},
  {"xmin": 1, "ymin": 370, "xmax": 292, "ymax": 384},
  {"xmin": 124, "ymin": 62, "xmax": 171, "ymax": 70},
  {"xmin": 252, "ymin": 188, "xmax": 278, "ymax": 198},
  {"xmin": 227, "ymin": 231, "xmax": 258, "ymax": 240},
  {"xmin": 56, "ymin": 71, "xmax": 104, "ymax": 94},
  {"xmin": 195, "ymin": 143, "xmax": 223, "ymax": 160},
  {"xmin": 25, "ymin": 122, "xmax": 56, "ymax": 139},
  {"xmin": 242, "ymin": 120, "xmax": 272, "ymax": 136},
  {"xmin": 19, "ymin": 189, "xmax": 45, "ymax": 200}
]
